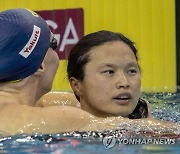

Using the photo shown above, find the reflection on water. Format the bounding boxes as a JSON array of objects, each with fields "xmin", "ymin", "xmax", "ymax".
[
  {"xmin": 0, "ymin": 132, "xmax": 179, "ymax": 154},
  {"xmin": 0, "ymin": 92, "xmax": 180, "ymax": 154}
]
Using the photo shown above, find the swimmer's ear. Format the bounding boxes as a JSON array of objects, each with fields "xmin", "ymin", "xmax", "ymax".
[
  {"xmin": 34, "ymin": 62, "xmax": 45, "ymax": 75},
  {"xmin": 69, "ymin": 77, "xmax": 83, "ymax": 96}
]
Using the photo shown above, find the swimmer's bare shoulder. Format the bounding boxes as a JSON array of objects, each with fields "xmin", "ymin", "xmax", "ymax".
[
  {"xmin": 0, "ymin": 103, "xmax": 96, "ymax": 135},
  {"xmin": 0, "ymin": 102, "xmax": 125, "ymax": 135},
  {"xmin": 36, "ymin": 92, "xmax": 80, "ymax": 108}
]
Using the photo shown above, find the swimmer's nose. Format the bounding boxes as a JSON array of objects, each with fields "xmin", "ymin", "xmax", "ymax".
[{"xmin": 116, "ymin": 72, "xmax": 129, "ymax": 89}]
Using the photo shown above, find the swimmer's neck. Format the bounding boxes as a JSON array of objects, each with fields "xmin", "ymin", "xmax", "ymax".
[
  {"xmin": 0, "ymin": 78, "xmax": 39, "ymax": 106},
  {"xmin": 0, "ymin": 88, "xmax": 36, "ymax": 106}
]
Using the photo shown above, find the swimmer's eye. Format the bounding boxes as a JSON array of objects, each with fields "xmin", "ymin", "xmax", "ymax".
[
  {"xmin": 50, "ymin": 37, "xmax": 57, "ymax": 50},
  {"xmin": 102, "ymin": 70, "xmax": 115, "ymax": 75},
  {"xmin": 127, "ymin": 68, "xmax": 138, "ymax": 75}
]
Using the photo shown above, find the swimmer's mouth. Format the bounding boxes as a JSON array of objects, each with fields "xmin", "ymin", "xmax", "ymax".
[{"xmin": 113, "ymin": 93, "xmax": 132, "ymax": 101}]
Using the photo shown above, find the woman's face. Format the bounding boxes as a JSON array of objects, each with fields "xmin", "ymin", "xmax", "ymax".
[{"xmin": 78, "ymin": 41, "xmax": 141, "ymax": 117}]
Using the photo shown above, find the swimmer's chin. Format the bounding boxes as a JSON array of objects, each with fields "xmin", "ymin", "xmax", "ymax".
[
  {"xmin": 108, "ymin": 109, "xmax": 133, "ymax": 117},
  {"xmin": 93, "ymin": 111, "xmax": 131, "ymax": 118}
]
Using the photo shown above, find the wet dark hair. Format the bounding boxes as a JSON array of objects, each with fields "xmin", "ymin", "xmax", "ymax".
[
  {"xmin": 128, "ymin": 98, "xmax": 149, "ymax": 119},
  {"xmin": 67, "ymin": 30, "xmax": 148, "ymax": 119}
]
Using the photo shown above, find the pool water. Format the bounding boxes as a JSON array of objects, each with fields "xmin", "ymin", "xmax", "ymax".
[
  {"xmin": 142, "ymin": 92, "xmax": 180, "ymax": 123},
  {"xmin": 0, "ymin": 92, "xmax": 180, "ymax": 154}
]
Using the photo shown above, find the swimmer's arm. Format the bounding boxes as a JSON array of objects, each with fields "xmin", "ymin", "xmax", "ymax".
[
  {"xmin": 0, "ymin": 105, "xmax": 93, "ymax": 135},
  {"xmin": 0, "ymin": 104, "xmax": 119, "ymax": 135},
  {"xmin": 33, "ymin": 97, "xmax": 180, "ymax": 135},
  {"xmin": 0, "ymin": 104, "xmax": 179, "ymax": 136}
]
